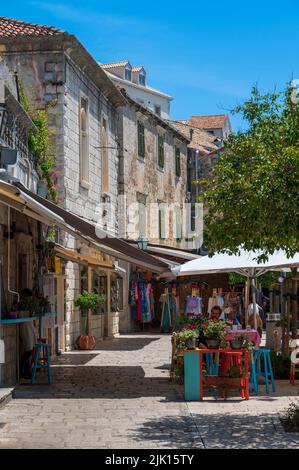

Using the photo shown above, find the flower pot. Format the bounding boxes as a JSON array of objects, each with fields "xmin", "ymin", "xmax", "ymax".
[
  {"xmin": 186, "ymin": 337, "xmax": 197, "ymax": 349},
  {"xmin": 76, "ymin": 335, "xmax": 96, "ymax": 350},
  {"xmin": 230, "ymin": 339, "xmax": 243, "ymax": 349},
  {"xmin": 206, "ymin": 339, "xmax": 220, "ymax": 349}
]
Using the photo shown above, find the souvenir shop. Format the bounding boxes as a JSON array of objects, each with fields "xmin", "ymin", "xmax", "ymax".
[
  {"xmin": 178, "ymin": 274, "xmax": 245, "ymax": 323},
  {"xmin": 128, "ymin": 269, "xmax": 247, "ymax": 332},
  {"xmin": 128, "ymin": 266, "xmax": 176, "ymax": 332}
]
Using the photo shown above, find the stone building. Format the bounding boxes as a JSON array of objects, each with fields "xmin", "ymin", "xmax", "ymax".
[
  {"xmin": 117, "ymin": 90, "xmax": 190, "ymax": 249},
  {"xmin": 0, "ymin": 64, "xmax": 44, "ymax": 385},
  {"xmin": 188, "ymin": 114, "xmax": 232, "ymax": 140},
  {"xmin": 0, "ymin": 17, "xmax": 167, "ymax": 350},
  {"xmin": 169, "ymin": 119, "xmax": 225, "ymax": 253},
  {"xmin": 101, "ymin": 61, "xmax": 172, "ymax": 119}
]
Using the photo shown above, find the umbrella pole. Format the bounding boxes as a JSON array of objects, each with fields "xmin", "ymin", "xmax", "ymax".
[
  {"xmin": 245, "ymin": 277, "xmax": 250, "ymax": 326},
  {"xmin": 251, "ymin": 274, "xmax": 257, "ymax": 330}
]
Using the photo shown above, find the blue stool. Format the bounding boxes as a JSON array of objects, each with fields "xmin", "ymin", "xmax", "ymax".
[
  {"xmin": 205, "ymin": 352, "xmax": 220, "ymax": 376},
  {"xmin": 31, "ymin": 342, "xmax": 52, "ymax": 385},
  {"xmin": 249, "ymin": 358, "xmax": 258, "ymax": 394},
  {"xmin": 250, "ymin": 349, "xmax": 275, "ymax": 394}
]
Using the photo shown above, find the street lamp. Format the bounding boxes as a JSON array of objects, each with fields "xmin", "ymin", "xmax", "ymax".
[{"xmin": 137, "ymin": 235, "xmax": 148, "ymax": 251}]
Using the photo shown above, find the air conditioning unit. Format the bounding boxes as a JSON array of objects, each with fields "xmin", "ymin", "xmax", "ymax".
[{"xmin": 267, "ymin": 313, "xmax": 281, "ymax": 321}]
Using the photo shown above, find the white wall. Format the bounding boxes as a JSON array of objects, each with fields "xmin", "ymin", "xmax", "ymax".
[{"xmin": 110, "ymin": 76, "xmax": 172, "ymax": 119}]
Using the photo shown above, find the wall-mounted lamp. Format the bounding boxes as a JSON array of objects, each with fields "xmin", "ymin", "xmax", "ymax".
[{"xmin": 137, "ymin": 235, "xmax": 148, "ymax": 251}]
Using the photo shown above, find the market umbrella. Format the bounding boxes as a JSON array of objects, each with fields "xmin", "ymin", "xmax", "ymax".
[{"xmin": 175, "ymin": 250, "xmax": 299, "ymax": 329}]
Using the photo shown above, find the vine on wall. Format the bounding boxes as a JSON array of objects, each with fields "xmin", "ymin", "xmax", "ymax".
[{"xmin": 19, "ymin": 83, "xmax": 58, "ymax": 203}]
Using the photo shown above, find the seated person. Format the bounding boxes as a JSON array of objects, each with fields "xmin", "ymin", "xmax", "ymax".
[
  {"xmin": 248, "ymin": 313, "xmax": 263, "ymax": 337},
  {"xmin": 220, "ymin": 307, "xmax": 241, "ymax": 326},
  {"xmin": 209, "ymin": 305, "xmax": 222, "ymax": 322}
]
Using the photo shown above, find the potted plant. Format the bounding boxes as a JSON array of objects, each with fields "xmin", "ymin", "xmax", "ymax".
[
  {"xmin": 230, "ymin": 333, "xmax": 247, "ymax": 350},
  {"xmin": 172, "ymin": 328, "xmax": 199, "ymax": 352},
  {"xmin": 204, "ymin": 321, "xmax": 227, "ymax": 349},
  {"xmin": 74, "ymin": 290, "xmax": 106, "ymax": 350}
]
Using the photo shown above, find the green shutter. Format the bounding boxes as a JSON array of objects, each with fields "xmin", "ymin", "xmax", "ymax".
[
  {"xmin": 158, "ymin": 135, "xmax": 164, "ymax": 168},
  {"xmin": 159, "ymin": 208, "xmax": 166, "ymax": 239},
  {"xmin": 175, "ymin": 146, "xmax": 181, "ymax": 177},
  {"xmin": 138, "ymin": 121, "xmax": 145, "ymax": 158},
  {"xmin": 175, "ymin": 207, "xmax": 182, "ymax": 241}
]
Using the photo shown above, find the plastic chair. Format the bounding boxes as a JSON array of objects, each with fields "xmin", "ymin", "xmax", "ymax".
[{"xmin": 31, "ymin": 342, "xmax": 52, "ymax": 384}]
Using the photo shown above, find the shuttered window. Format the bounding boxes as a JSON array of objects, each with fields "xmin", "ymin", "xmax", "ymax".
[
  {"xmin": 137, "ymin": 121, "xmax": 145, "ymax": 158},
  {"xmin": 175, "ymin": 146, "xmax": 181, "ymax": 177},
  {"xmin": 157, "ymin": 134, "xmax": 164, "ymax": 169},
  {"xmin": 175, "ymin": 207, "xmax": 182, "ymax": 241},
  {"xmin": 159, "ymin": 207, "xmax": 166, "ymax": 239}
]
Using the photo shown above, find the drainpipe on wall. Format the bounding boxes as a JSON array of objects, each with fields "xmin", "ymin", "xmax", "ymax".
[{"xmin": 7, "ymin": 206, "xmax": 19, "ymax": 302}]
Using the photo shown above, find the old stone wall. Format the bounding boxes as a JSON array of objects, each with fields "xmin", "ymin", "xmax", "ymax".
[{"xmin": 118, "ymin": 104, "xmax": 188, "ymax": 249}]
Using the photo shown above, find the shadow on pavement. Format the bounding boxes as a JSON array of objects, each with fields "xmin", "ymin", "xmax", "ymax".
[
  {"xmin": 131, "ymin": 413, "xmax": 299, "ymax": 449},
  {"xmin": 95, "ymin": 336, "xmax": 160, "ymax": 351},
  {"xmin": 13, "ymin": 365, "xmax": 183, "ymax": 401}
]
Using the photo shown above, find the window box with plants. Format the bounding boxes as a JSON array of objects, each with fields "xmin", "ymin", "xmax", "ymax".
[{"xmin": 74, "ymin": 290, "xmax": 106, "ymax": 350}]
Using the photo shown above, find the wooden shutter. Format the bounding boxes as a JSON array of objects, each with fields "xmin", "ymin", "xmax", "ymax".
[
  {"xmin": 158, "ymin": 135, "xmax": 164, "ymax": 168},
  {"xmin": 138, "ymin": 121, "xmax": 145, "ymax": 158},
  {"xmin": 175, "ymin": 146, "xmax": 181, "ymax": 177},
  {"xmin": 175, "ymin": 207, "xmax": 182, "ymax": 240},
  {"xmin": 159, "ymin": 207, "xmax": 166, "ymax": 239}
]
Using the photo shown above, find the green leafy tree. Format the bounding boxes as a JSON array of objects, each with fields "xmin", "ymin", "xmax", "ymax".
[{"xmin": 202, "ymin": 85, "xmax": 299, "ymax": 261}]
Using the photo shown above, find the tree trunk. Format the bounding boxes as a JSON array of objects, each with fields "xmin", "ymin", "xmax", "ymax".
[
  {"xmin": 281, "ymin": 277, "xmax": 286, "ymax": 356},
  {"xmin": 87, "ymin": 265, "xmax": 92, "ymax": 336}
]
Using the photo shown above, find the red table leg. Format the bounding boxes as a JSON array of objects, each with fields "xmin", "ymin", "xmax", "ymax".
[{"xmin": 245, "ymin": 352, "xmax": 249, "ymax": 400}]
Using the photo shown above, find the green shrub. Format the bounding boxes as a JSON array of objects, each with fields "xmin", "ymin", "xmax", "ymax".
[
  {"xmin": 284, "ymin": 401, "xmax": 299, "ymax": 431},
  {"xmin": 270, "ymin": 351, "xmax": 290, "ymax": 379}
]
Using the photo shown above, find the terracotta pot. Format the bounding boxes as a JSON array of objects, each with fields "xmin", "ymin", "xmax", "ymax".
[{"xmin": 76, "ymin": 335, "xmax": 96, "ymax": 350}]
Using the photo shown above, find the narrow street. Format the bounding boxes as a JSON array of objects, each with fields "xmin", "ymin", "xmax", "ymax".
[{"xmin": 0, "ymin": 334, "xmax": 298, "ymax": 449}]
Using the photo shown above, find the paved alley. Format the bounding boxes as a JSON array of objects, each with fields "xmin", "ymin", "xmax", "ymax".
[{"xmin": 0, "ymin": 334, "xmax": 298, "ymax": 449}]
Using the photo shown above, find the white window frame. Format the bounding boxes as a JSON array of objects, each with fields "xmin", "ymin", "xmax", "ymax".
[{"xmin": 79, "ymin": 94, "xmax": 90, "ymax": 189}]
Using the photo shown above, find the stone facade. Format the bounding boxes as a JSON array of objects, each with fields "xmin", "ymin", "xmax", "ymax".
[
  {"xmin": 0, "ymin": 34, "xmax": 125, "ymax": 349},
  {"xmin": 118, "ymin": 94, "xmax": 189, "ymax": 250}
]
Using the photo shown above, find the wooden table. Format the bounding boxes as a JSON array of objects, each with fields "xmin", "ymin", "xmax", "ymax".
[{"xmin": 184, "ymin": 348, "xmax": 249, "ymax": 401}]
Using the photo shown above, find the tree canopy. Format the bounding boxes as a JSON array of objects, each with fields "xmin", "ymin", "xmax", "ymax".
[{"xmin": 202, "ymin": 85, "xmax": 299, "ymax": 261}]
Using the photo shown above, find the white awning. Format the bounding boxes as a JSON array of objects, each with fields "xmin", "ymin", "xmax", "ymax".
[{"xmin": 177, "ymin": 249, "xmax": 299, "ymax": 278}]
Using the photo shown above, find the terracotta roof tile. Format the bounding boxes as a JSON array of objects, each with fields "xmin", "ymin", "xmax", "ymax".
[
  {"xmin": 188, "ymin": 114, "xmax": 228, "ymax": 129},
  {"xmin": 101, "ymin": 61, "xmax": 129, "ymax": 69},
  {"xmin": 168, "ymin": 120, "xmax": 218, "ymax": 151},
  {"xmin": 0, "ymin": 16, "xmax": 64, "ymax": 38},
  {"xmin": 132, "ymin": 66, "xmax": 144, "ymax": 72}
]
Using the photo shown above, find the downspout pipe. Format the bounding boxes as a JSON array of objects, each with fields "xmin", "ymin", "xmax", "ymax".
[{"xmin": 7, "ymin": 206, "xmax": 19, "ymax": 302}]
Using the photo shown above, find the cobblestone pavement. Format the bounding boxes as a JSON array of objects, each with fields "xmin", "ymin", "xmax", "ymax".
[{"xmin": 0, "ymin": 334, "xmax": 298, "ymax": 449}]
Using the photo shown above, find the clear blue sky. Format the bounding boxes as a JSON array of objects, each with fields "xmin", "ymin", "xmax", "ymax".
[{"xmin": 2, "ymin": 0, "xmax": 299, "ymax": 130}]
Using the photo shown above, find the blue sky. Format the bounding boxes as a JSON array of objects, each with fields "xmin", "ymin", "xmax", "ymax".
[{"xmin": 2, "ymin": 0, "xmax": 299, "ymax": 130}]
